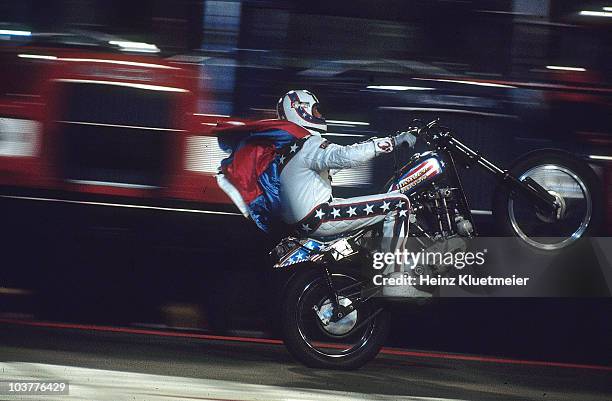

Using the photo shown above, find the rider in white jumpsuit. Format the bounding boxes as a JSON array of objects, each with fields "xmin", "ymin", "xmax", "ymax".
[{"xmin": 276, "ymin": 90, "xmax": 417, "ymax": 255}]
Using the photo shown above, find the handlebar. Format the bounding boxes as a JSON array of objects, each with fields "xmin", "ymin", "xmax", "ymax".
[
  {"xmin": 401, "ymin": 118, "xmax": 441, "ymax": 138},
  {"xmin": 397, "ymin": 118, "xmax": 451, "ymax": 147}
]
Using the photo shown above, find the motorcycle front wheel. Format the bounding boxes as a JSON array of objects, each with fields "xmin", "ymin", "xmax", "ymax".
[
  {"xmin": 493, "ymin": 149, "xmax": 603, "ymax": 250},
  {"xmin": 280, "ymin": 266, "xmax": 390, "ymax": 370}
]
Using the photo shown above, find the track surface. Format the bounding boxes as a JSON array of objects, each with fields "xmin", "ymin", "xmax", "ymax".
[{"xmin": 0, "ymin": 323, "xmax": 611, "ymax": 401}]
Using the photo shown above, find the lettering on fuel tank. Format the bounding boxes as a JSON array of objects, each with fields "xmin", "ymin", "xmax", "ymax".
[{"xmin": 399, "ymin": 162, "xmax": 437, "ymax": 191}]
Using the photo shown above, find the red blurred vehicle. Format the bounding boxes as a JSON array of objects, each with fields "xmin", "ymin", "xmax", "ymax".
[{"xmin": 0, "ymin": 36, "xmax": 241, "ymax": 214}]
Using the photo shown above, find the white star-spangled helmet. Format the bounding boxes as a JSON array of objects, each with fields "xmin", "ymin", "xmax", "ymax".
[{"xmin": 276, "ymin": 90, "xmax": 326, "ymax": 134}]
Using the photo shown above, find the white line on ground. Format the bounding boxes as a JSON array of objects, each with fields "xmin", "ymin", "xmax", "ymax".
[{"xmin": 0, "ymin": 362, "xmax": 469, "ymax": 401}]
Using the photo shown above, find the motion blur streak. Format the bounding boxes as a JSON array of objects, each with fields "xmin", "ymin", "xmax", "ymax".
[
  {"xmin": 326, "ymin": 120, "xmax": 370, "ymax": 126},
  {"xmin": 0, "ymin": 318, "xmax": 284, "ymax": 344},
  {"xmin": 108, "ymin": 40, "xmax": 160, "ymax": 53},
  {"xmin": 0, "ymin": 29, "xmax": 31, "ymax": 36},
  {"xmin": 579, "ymin": 10, "xmax": 612, "ymax": 17},
  {"xmin": 378, "ymin": 107, "xmax": 517, "ymax": 119},
  {"xmin": 194, "ymin": 113, "xmax": 231, "ymax": 117},
  {"xmin": 546, "ymin": 65, "xmax": 587, "ymax": 72},
  {"xmin": 17, "ymin": 54, "xmax": 58, "ymax": 60},
  {"xmin": 57, "ymin": 120, "xmax": 185, "ymax": 132},
  {"xmin": 18, "ymin": 54, "xmax": 178, "ymax": 69},
  {"xmin": 366, "ymin": 86, "xmax": 436, "ymax": 91},
  {"xmin": 412, "ymin": 78, "xmax": 516, "ymax": 88},
  {"xmin": 324, "ymin": 132, "xmax": 368, "ymax": 138},
  {"xmin": 0, "ymin": 195, "xmax": 243, "ymax": 216},
  {"xmin": 2, "ymin": 319, "xmax": 610, "ymax": 372},
  {"xmin": 52, "ymin": 79, "xmax": 189, "ymax": 93}
]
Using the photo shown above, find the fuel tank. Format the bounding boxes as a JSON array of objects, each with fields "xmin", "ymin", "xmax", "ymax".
[{"xmin": 390, "ymin": 151, "xmax": 444, "ymax": 195}]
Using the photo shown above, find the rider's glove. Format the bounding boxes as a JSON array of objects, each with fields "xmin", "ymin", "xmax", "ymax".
[{"xmin": 393, "ymin": 130, "xmax": 417, "ymax": 148}]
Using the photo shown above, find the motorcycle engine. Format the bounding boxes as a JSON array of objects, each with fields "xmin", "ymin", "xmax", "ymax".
[
  {"xmin": 404, "ymin": 186, "xmax": 475, "ymax": 279},
  {"xmin": 409, "ymin": 186, "xmax": 474, "ymax": 239}
]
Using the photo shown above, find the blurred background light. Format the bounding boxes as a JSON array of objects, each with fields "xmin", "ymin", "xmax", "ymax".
[
  {"xmin": 546, "ymin": 65, "xmax": 587, "ymax": 72},
  {"xmin": 60, "ymin": 58, "xmax": 177, "ymax": 69},
  {"xmin": 194, "ymin": 113, "xmax": 231, "ymax": 118},
  {"xmin": 366, "ymin": 86, "xmax": 435, "ymax": 91},
  {"xmin": 18, "ymin": 54, "xmax": 57, "ymax": 60},
  {"xmin": 0, "ymin": 29, "xmax": 31, "ymax": 36},
  {"xmin": 323, "ymin": 133, "xmax": 368, "ymax": 138},
  {"xmin": 579, "ymin": 10, "xmax": 612, "ymax": 17},
  {"xmin": 413, "ymin": 78, "xmax": 516, "ymax": 88},
  {"xmin": 327, "ymin": 120, "xmax": 370, "ymax": 126},
  {"xmin": 53, "ymin": 79, "xmax": 188, "ymax": 93},
  {"xmin": 589, "ymin": 155, "xmax": 612, "ymax": 161},
  {"xmin": 108, "ymin": 40, "xmax": 160, "ymax": 53}
]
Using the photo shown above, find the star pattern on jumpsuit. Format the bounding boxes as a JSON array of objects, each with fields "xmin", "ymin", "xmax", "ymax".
[
  {"xmin": 290, "ymin": 143, "xmax": 299, "ymax": 153},
  {"xmin": 279, "ymin": 155, "xmax": 286, "ymax": 164},
  {"xmin": 296, "ymin": 198, "xmax": 410, "ymax": 235}
]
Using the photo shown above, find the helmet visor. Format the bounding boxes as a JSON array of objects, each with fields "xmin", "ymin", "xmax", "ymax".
[{"xmin": 311, "ymin": 103, "xmax": 324, "ymax": 120}]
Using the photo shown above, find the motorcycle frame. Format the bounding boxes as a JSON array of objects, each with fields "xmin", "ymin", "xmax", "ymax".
[{"xmin": 418, "ymin": 125, "xmax": 560, "ymax": 215}]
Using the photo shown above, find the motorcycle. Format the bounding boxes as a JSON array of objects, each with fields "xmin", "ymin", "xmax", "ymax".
[{"xmin": 269, "ymin": 119, "xmax": 602, "ymax": 369}]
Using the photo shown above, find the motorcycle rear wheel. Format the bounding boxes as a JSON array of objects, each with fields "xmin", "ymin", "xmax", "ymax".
[
  {"xmin": 492, "ymin": 149, "xmax": 602, "ymax": 250},
  {"xmin": 280, "ymin": 266, "xmax": 390, "ymax": 370}
]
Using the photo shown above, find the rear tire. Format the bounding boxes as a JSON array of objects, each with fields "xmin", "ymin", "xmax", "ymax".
[{"xmin": 280, "ymin": 266, "xmax": 390, "ymax": 370}]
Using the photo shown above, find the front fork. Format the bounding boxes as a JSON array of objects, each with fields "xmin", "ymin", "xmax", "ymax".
[
  {"xmin": 322, "ymin": 266, "xmax": 341, "ymax": 309},
  {"xmin": 442, "ymin": 134, "xmax": 560, "ymax": 214},
  {"xmin": 318, "ymin": 265, "xmax": 357, "ymax": 324},
  {"xmin": 316, "ymin": 264, "xmax": 382, "ymax": 325}
]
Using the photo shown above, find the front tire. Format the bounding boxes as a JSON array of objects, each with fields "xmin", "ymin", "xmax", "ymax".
[
  {"xmin": 281, "ymin": 266, "xmax": 390, "ymax": 370},
  {"xmin": 492, "ymin": 149, "xmax": 602, "ymax": 250}
]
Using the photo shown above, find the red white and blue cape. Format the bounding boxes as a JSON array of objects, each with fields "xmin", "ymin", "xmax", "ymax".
[{"xmin": 216, "ymin": 119, "xmax": 310, "ymax": 233}]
